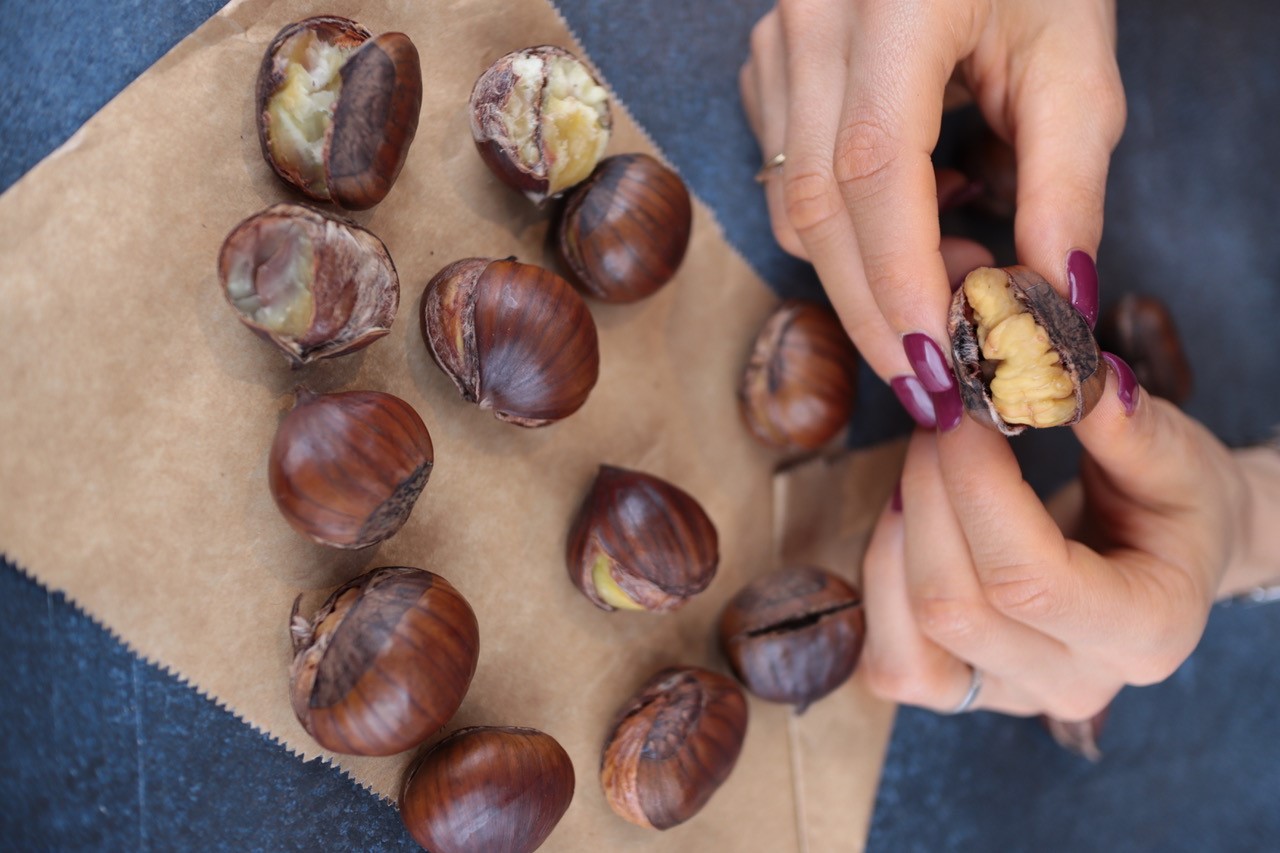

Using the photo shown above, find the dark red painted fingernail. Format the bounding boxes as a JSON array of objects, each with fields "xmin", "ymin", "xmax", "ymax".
[
  {"xmin": 1102, "ymin": 352, "xmax": 1139, "ymax": 416},
  {"xmin": 1067, "ymin": 250, "xmax": 1099, "ymax": 330},
  {"xmin": 931, "ymin": 385, "xmax": 964, "ymax": 432},
  {"xmin": 890, "ymin": 375, "xmax": 937, "ymax": 428},
  {"xmin": 891, "ymin": 480, "xmax": 903, "ymax": 512},
  {"xmin": 902, "ymin": 333, "xmax": 956, "ymax": 394}
]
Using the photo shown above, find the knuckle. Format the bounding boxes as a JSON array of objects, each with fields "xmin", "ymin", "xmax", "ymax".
[
  {"xmin": 781, "ymin": 165, "xmax": 843, "ymax": 238},
  {"xmin": 833, "ymin": 112, "xmax": 901, "ymax": 197},
  {"xmin": 749, "ymin": 14, "xmax": 776, "ymax": 53},
  {"xmin": 981, "ymin": 569, "xmax": 1058, "ymax": 621},
  {"xmin": 862, "ymin": 656, "xmax": 932, "ymax": 706},
  {"xmin": 909, "ymin": 594, "xmax": 982, "ymax": 645},
  {"xmin": 1045, "ymin": 689, "xmax": 1113, "ymax": 724}
]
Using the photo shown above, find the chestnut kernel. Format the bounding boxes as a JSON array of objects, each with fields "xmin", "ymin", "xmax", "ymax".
[
  {"xmin": 1097, "ymin": 294, "xmax": 1193, "ymax": 405},
  {"xmin": 739, "ymin": 301, "xmax": 859, "ymax": 451},
  {"xmin": 290, "ymin": 567, "xmax": 479, "ymax": 756},
  {"xmin": 400, "ymin": 726, "xmax": 574, "ymax": 853},
  {"xmin": 601, "ymin": 666, "xmax": 748, "ymax": 830},
  {"xmin": 269, "ymin": 388, "xmax": 432, "ymax": 549},
  {"xmin": 556, "ymin": 153, "xmax": 692, "ymax": 303},
  {"xmin": 218, "ymin": 203, "xmax": 399, "ymax": 366},
  {"xmin": 420, "ymin": 257, "xmax": 600, "ymax": 427},
  {"xmin": 256, "ymin": 16, "xmax": 422, "ymax": 209},
  {"xmin": 719, "ymin": 566, "xmax": 865, "ymax": 712},
  {"xmin": 470, "ymin": 45, "xmax": 612, "ymax": 204},
  {"xmin": 949, "ymin": 266, "xmax": 1105, "ymax": 435},
  {"xmin": 566, "ymin": 466, "xmax": 719, "ymax": 613}
]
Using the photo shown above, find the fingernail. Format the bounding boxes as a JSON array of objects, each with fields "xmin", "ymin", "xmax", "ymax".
[
  {"xmin": 931, "ymin": 385, "xmax": 965, "ymax": 432},
  {"xmin": 1067, "ymin": 250, "xmax": 1099, "ymax": 330},
  {"xmin": 890, "ymin": 375, "xmax": 937, "ymax": 428},
  {"xmin": 902, "ymin": 333, "xmax": 956, "ymax": 393},
  {"xmin": 1102, "ymin": 352, "xmax": 1139, "ymax": 416},
  {"xmin": 891, "ymin": 481, "xmax": 903, "ymax": 512}
]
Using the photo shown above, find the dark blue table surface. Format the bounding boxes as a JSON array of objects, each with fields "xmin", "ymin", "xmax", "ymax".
[{"xmin": 3, "ymin": 1, "xmax": 1278, "ymax": 850}]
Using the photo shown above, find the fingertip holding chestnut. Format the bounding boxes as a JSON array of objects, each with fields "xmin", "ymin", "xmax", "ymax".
[{"xmin": 1101, "ymin": 352, "xmax": 1139, "ymax": 417}]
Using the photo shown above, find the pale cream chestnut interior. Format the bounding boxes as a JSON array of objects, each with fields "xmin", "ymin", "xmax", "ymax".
[
  {"xmin": 592, "ymin": 553, "xmax": 644, "ymax": 611},
  {"xmin": 225, "ymin": 219, "xmax": 315, "ymax": 337},
  {"xmin": 964, "ymin": 268, "xmax": 1076, "ymax": 427},
  {"xmin": 267, "ymin": 30, "xmax": 356, "ymax": 197}
]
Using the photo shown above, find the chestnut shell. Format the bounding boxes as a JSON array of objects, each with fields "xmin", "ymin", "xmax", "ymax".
[{"xmin": 1097, "ymin": 294, "xmax": 1193, "ymax": 405}]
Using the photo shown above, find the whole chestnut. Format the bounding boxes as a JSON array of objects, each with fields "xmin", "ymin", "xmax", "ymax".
[
  {"xmin": 420, "ymin": 257, "xmax": 600, "ymax": 427},
  {"xmin": 400, "ymin": 726, "xmax": 574, "ymax": 853},
  {"xmin": 257, "ymin": 16, "xmax": 422, "ymax": 209},
  {"xmin": 601, "ymin": 666, "xmax": 748, "ymax": 830},
  {"xmin": 470, "ymin": 45, "xmax": 612, "ymax": 204},
  {"xmin": 566, "ymin": 465, "xmax": 718, "ymax": 613},
  {"xmin": 1096, "ymin": 294, "xmax": 1193, "ymax": 405},
  {"xmin": 739, "ymin": 300, "xmax": 859, "ymax": 451},
  {"xmin": 289, "ymin": 567, "xmax": 479, "ymax": 756},
  {"xmin": 719, "ymin": 566, "xmax": 865, "ymax": 712},
  {"xmin": 949, "ymin": 266, "xmax": 1104, "ymax": 435},
  {"xmin": 218, "ymin": 203, "xmax": 399, "ymax": 366},
  {"xmin": 269, "ymin": 388, "xmax": 432, "ymax": 549},
  {"xmin": 556, "ymin": 153, "xmax": 692, "ymax": 303}
]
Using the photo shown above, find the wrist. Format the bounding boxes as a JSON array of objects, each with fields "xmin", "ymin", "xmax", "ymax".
[{"xmin": 1217, "ymin": 442, "xmax": 1280, "ymax": 599}]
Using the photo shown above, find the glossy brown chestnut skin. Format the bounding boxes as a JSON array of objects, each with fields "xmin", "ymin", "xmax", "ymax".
[
  {"xmin": 1097, "ymin": 294, "xmax": 1193, "ymax": 405},
  {"xmin": 719, "ymin": 566, "xmax": 865, "ymax": 712},
  {"xmin": 269, "ymin": 388, "xmax": 432, "ymax": 549},
  {"xmin": 289, "ymin": 567, "xmax": 479, "ymax": 756},
  {"xmin": 739, "ymin": 300, "xmax": 859, "ymax": 451},
  {"xmin": 601, "ymin": 666, "xmax": 748, "ymax": 830},
  {"xmin": 469, "ymin": 45, "xmax": 612, "ymax": 204},
  {"xmin": 420, "ymin": 257, "xmax": 600, "ymax": 427},
  {"xmin": 556, "ymin": 153, "xmax": 692, "ymax": 303},
  {"xmin": 256, "ymin": 16, "xmax": 422, "ymax": 209},
  {"xmin": 218, "ymin": 203, "xmax": 399, "ymax": 366},
  {"xmin": 1043, "ymin": 704, "xmax": 1110, "ymax": 762},
  {"xmin": 566, "ymin": 466, "xmax": 718, "ymax": 613},
  {"xmin": 949, "ymin": 266, "xmax": 1105, "ymax": 436},
  {"xmin": 400, "ymin": 726, "xmax": 574, "ymax": 853}
]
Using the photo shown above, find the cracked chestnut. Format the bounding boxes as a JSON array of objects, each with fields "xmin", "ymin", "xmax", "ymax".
[
  {"xmin": 420, "ymin": 257, "xmax": 600, "ymax": 427},
  {"xmin": 601, "ymin": 666, "xmax": 748, "ymax": 830},
  {"xmin": 400, "ymin": 726, "xmax": 574, "ymax": 853},
  {"xmin": 289, "ymin": 567, "xmax": 479, "ymax": 756},
  {"xmin": 566, "ymin": 466, "xmax": 718, "ymax": 613},
  {"xmin": 269, "ymin": 388, "xmax": 432, "ymax": 549},
  {"xmin": 719, "ymin": 566, "xmax": 865, "ymax": 712},
  {"xmin": 739, "ymin": 301, "xmax": 859, "ymax": 451},
  {"xmin": 1097, "ymin": 294, "xmax": 1193, "ymax": 405},
  {"xmin": 218, "ymin": 203, "xmax": 399, "ymax": 366},
  {"xmin": 556, "ymin": 153, "xmax": 692, "ymax": 303},
  {"xmin": 470, "ymin": 45, "xmax": 612, "ymax": 204},
  {"xmin": 949, "ymin": 266, "xmax": 1104, "ymax": 435},
  {"xmin": 257, "ymin": 16, "xmax": 422, "ymax": 209}
]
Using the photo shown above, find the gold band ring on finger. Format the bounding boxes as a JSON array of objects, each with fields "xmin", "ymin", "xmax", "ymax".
[
  {"xmin": 947, "ymin": 666, "xmax": 983, "ymax": 714},
  {"xmin": 754, "ymin": 152, "xmax": 786, "ymax": 182}
]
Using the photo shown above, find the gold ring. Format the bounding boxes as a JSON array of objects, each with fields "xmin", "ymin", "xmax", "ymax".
[{"xmin": 754, "ymin": 152, "xmax": 786, "ymax": 183}]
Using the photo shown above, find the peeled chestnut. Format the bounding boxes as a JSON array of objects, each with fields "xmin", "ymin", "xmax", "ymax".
[
  {"xmin": 400, "ymin": 726, "xmax": 574, "ymax": 853},
  {"xmin": 420, "ymin": 257, "xmax": 600, "ymax": 427},
  {"xmin": 289, "ymin": 567, "xmax": 479, "ymax": 756},
  {"xmin": 556, "ymin": 153, "xmax": 692, "ymax": 303},
  {"xmin": 949, "ymin": 266, "xmax": 1104, "ymax": 435},
  {"xmin": 601, "ymin": 666, "xmax": 748, "ymax": 830},
  {"xmin": 566, "ymin": 466, "xmax": 718, "ymax": 613},
  {"xmin": 470, "ymin": 45, "xmax": 612, "ymax": 204},
  {"xmin": 1097, "ymin": 294, "xmax": 1193, "ymax": 405},
  {"xmin": 269, "ymin": 388, "xmax": 432, "ymax": 548},
  {"xmin": 257, "ymin": 16, "xmax": 422, "ymax": 209},
  {"xmin": 218, "ymin": 203, "xmax": 399, "ymax": 365},
  {"xmin": 739, "ymin": 301, "xmax": 859, "ymax": 451},
  {"xmin": 719, "ymin": 566, "xmax": 865, "ymax": 712}
]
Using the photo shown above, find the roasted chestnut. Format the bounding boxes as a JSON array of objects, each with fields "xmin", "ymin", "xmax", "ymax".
[
  {"xmin": 470, "ymin": 46, "xmax": 612, "ymax": 204},
  {"xmin": 218, "ymin": 203, "xmax": 399, "ymax": 366},
  {"xmin": 739, "ymin": 300, "xmax": 859, "ymax": 451},
  {"xmin": 719, "ymin": 566, "xmax": 865, "ymax": 712},
  {"xmin": 949, "ymin": 266, "xmax": 1104, "ymax": 435},
  {"xmin": 289, "ymin": 567, "xmax": 479, "ymax": 756},
  {"xmin": 1097, "ymin": 294, "xmax": 1193, "ymax": 405},
  {"xmin": 420, "ymin": 257, "xmax": 600, "ymax": 427},
  {"xmin": 257, "ymin": 16, "xmax": 422, "ymax": 209},
  {"xmin": 601, "ymin": 666, "xmax": 748, "ymax": 830},
  {"xmin": 269, "ymin": 388, "xmax": 432, "ymax": 548},
  {"xmin": 556, "ymin": 153, "xmax": 692, "ymax": 303},
  {"xmin": 566, "ymin": 466, "xmax": 718, "ymax": 613},
  {"xmin": 400, "ymin": 726, "xmax": 574, "ymax": 853}
]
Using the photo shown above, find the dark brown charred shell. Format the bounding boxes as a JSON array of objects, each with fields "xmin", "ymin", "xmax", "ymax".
[
  {"xmin": 1097, "ymin": 294, "xmax": 1193, "ymax": 405},
  {"xmin": 566, "ymin": 466, "xmax": 719, "ymax": 613},
  {"xmin": 268, "ymin": 388, "xmax": 432, "ymax": 549},
  {"xmin": 601, "ymin": 667, "xmax": 748, "ymax": 830},
  {"xmin": 948, "ymin": 266, "xmax": 1105, "ymax": 436},
  {"xmin": 289, "ymin": 567, "xmax": 479, "ymax": 756},
  {"xmin": 718, "ymin": 566, "xmax": 864, "ymax": 712},
  {"xmin": 739, "ymin": 301, "xmax": 859, "ymax": 451},
  {"xmin": 556, "ymin": 154, "xmax": 692, "ymax": 303},
  {"xmin": 218, "ymin": 203, "xmax": 399, "ymax": 366},
  {"xmin": 400, "ymin": 726, "xmax": 575, "ymax": 853},
  {"xmin": 420, "ymin": 258, "xmax": 600, "ymax": 427}
]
